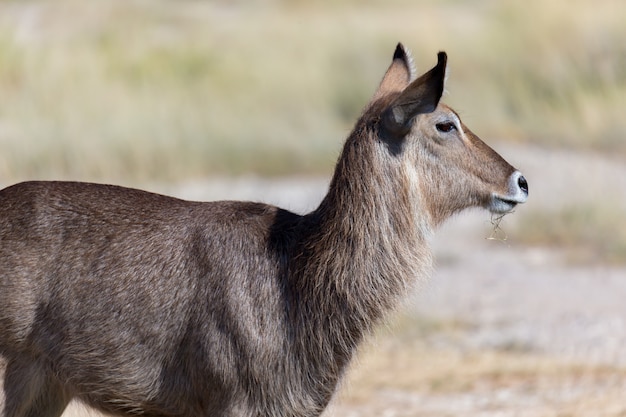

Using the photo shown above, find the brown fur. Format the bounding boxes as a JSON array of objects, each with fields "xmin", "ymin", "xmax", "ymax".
[{"xmin": 0, "ymin": 44, "xmax": 526, "ymax": 417}]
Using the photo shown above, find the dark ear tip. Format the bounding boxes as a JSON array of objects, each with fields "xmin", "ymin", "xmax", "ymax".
[
  {"xmin": 437, "ymin": 51, "xmax": 447, "ymax": 68},
  {"xmin": 393, "ymin": 43, "xmax": 406, "ymax": 61}
]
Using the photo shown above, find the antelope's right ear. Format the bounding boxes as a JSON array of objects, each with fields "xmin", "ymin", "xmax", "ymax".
[
  {"xmin": 371, "ymin": 43, "xmax": 416, "ymax": 102},
  {"xmin": 382, "ymin": 52, "xmax": 447, "ymax": 138}
]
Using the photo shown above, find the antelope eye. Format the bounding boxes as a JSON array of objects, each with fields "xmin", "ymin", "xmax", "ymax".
[{"xmin": 436, "ymin": 122, "xmax": 456, "ymax": 133}]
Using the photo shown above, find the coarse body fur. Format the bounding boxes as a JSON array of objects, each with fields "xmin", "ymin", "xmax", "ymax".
[{"xmin": 0, "ymin": 44, "xmax": 527, "ymax": 417}]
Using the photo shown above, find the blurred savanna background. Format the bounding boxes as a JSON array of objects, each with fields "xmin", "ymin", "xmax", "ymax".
[{"xmin": 0, "ymin": 0, "xmax": 625, "ymax": 415}]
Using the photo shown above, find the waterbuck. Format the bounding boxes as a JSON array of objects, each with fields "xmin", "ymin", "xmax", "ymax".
[{"xmin": 0, "ymin": 44, "xmax": 528, "ymax": 417}]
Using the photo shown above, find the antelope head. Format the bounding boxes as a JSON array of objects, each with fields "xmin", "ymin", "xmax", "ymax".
[{"xmin": 373, "ymin": 44, "xmax": 528, "ymax": 226}]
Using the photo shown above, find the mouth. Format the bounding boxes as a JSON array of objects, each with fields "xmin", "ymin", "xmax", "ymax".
[
  {"xmin": 488, "ymin": 171, "xmax": 529, "ymax": 214},
  {"xmin": 489, "ymin": 195, "xmax": 522, "ymax": 214}
]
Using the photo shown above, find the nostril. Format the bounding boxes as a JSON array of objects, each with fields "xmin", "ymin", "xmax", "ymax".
[{"xmin": 518, "ymin": 175, "xmax": 529, "ymax": 195}]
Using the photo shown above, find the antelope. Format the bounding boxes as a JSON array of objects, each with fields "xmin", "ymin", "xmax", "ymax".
[{"xmin": 0, "ymin": 43, "xmax": 528, "ymax": 417}]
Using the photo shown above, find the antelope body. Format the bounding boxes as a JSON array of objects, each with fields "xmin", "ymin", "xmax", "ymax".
[{"xmin": 0, "ymin": 44, "xmax": 528, "ymax": 417}]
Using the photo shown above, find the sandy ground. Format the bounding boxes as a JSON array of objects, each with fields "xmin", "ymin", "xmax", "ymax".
[{"xmin": 4, "ymin": 143, "xmax": 626, "ymax": 416}]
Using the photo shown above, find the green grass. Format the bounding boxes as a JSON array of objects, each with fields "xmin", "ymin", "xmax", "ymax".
[{"xmin": 0, "ymin": 0, "xmax": 624, "ymax": 182}]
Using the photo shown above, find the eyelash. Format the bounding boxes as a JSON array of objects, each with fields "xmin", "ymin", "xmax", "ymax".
[{"xmin": 436, "ymin": 122, "xmax": 456, "ymax": 133}]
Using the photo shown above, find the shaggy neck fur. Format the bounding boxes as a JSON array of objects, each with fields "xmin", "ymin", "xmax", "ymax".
[{"xmin": 286, "ymin": 104, "xmax": 433, "ymax": 412}]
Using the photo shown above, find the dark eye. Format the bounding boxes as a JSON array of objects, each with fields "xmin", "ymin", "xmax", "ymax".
[{"xmin": 436, "ymin": 122, "xmax": 456, "ymax": 133}]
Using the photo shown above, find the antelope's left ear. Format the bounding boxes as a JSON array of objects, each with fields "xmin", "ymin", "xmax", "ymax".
[
  {"xmin": 371, "ymin": 43, "xmax": 416, "ymax": 102},
  {"xmin": 382, "ymin": 52, "xmax": 447, "ymax": 138}
]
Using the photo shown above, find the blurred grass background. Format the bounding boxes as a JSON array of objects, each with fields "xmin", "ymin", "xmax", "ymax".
[
  {"xmin": 0, "ymin": 0, "xmax": 624, "ymax": 263},
  {"xmin": 0, "ymin": 0, "xmax": 624, "ymax": 182},
  {"xmin": 516, "ymin": 204, "xmax": 626, "ymax": 265}
]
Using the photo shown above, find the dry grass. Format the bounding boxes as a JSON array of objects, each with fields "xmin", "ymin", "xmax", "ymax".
[
  {"xmin": 328, "ymin": 316, "xmax": 626, "ymax": 416},
  {"xmin": 333, "ymin": 343, "xmax": 626, "ymax": 416},
  {"xmin": 0, "ymin": 0, "xmax": 624, "ymax": 182}
]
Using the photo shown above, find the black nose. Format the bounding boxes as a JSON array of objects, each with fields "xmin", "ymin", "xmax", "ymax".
[{"xmin": 518, "ymin": 175, "xmax": 528, "ymax": 195}]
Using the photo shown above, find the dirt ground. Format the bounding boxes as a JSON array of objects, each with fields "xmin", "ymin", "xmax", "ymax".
[{"xmin": 10, "ymin": 144, "xmax": 626, "ymax": 416}]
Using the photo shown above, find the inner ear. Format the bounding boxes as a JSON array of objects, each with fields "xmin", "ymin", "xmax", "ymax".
[
  {"xmin": 370, "ymin": 43, "xmax": 416, "ymax": 102},
  {"xmin": 382, "ymin": 52, "xmax": 447, "ymax": 138}
]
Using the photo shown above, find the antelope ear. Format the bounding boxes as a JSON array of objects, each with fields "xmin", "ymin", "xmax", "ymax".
[
  {"xmin": 371, "ymin": 43, "xmax": 416, "ymax": 102},
  {"xmin": 382, "ymin": 52, "xmax": 447, "ymax": 137}
]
